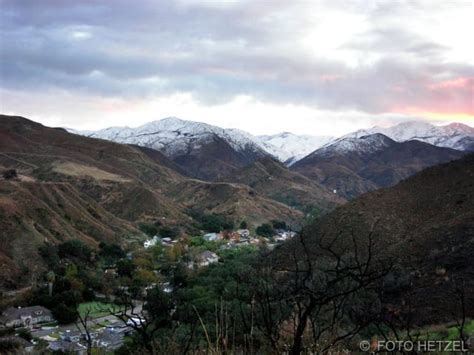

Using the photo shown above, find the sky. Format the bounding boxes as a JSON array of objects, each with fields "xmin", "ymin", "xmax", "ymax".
[{"xmin": 0, "ymin": 0, "xmax": 473, "ymax": 136}]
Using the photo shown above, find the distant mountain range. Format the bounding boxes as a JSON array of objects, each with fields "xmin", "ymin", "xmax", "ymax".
[
  {"xmin": 76, "ymin": 118, "xmax": 473, "ymax": 199},
  {"xmin": 342, "ymin": 120, "xmax": 474, "ymax": 151},
  {"xmin": 76, "ymin": 118, "xmax": 474, "ymax": 169}
]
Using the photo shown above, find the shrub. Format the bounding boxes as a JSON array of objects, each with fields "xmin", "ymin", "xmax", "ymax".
[
  {"xmin": 99, "ymin": 243, "xmax": 126, "ymax": 261},
  {"xmin": 16, "ymin": 328, "xmax": 32, "ymax": 342},
  {"xmin": 2, "ymin": 169, "xmax": 17, "ymax": 180},
  {"xmin": 271, "ymin": 220, "xmax": 287, "ymax": 230},
  {"xmin": 57, "ymin": 240, "xmax": 92, "ymax": 262}
]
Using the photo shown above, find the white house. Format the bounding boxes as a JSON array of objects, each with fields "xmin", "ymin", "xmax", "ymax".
[
  {"xmin": 237, "ymin": 229, "xmax": 250, "ymax": 238},
  {"xmin": 143, "ymin": 236, "xmax": 159, "ymax": 249}
]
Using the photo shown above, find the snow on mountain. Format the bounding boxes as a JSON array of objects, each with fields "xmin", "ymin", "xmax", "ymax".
[
  {"xmin": 71, "ymin": 118, "xmax": 474, "ymax": 169},
  {"xmin": 74, "ymin": 117, "xmax": 335, "ymax": 165},
  {"xmin": 80, "ymin": 117, "xmax": 269, "ymax": 158},
  {"xmin": 258, "ymin": 132, "xmax": 334, "ymax": 165},
  {"xmin": 311, "ymin": 133, "xmax": 395, "ymax": 157},
  {"xmin": 343, "ymin": 121, "xmax": 474, "ymax": 151}
]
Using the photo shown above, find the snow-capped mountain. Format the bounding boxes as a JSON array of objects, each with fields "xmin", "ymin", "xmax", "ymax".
[
  {"xmin": 258, "ymin": 132, "xmax": 334, "ymax": 165},
  {"xmin": 81, "ymin": 117, "xmax": 268, "ymax": 158},
  {"xmin": 75, "ymin": 117, "xmax": 334, "ymax": 166},
  {"xmin": 343, "ymin": 121, "xmax": 474, "ymax": 151},
  {"xmin": 313, "ymin": 133, "xmax": 394, "ymax": 157},
  {"xmin": 72, "ymin": 118, "xmax": 474, "ymax": 179}
]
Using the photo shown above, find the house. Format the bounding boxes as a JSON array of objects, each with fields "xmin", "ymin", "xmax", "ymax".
[
  {"xmin": 274, "ymin": 230, "xmax": 297, "ymax": 242},
  {"xmin": 60, "ymin": 330, "xmax": 83, "ymax": 343},
  {"xmin": 203, "ymin": 233, "xmax": 219, "ymax": 241},
  {"xmin": 106, "ymin": 321, "xmax": 133, "ymax": 335},
  {"xmin": 144, "ymin": 235, "xmax": 160, "ymax": 249},
  {"xmin": 48, "ymin": 340, "xmax": 87, "ymax": 354},
  {"xmin": 1, "ymin": 306, "xmax": 53, "ymax": 328},
  {"xmin": 237, "ymin": 229, "xmax": 250, "ymax": 238},
  {"xmin": 93, "ymin": 330, "xmax": 125, "ymax": 350},
  {"xmin": 161, "ymin": 237, "xmax": 173, "ymax": 246},
  {"xmin": 196, "ymin": 251, "xmax": 219, "ymax": 267}
]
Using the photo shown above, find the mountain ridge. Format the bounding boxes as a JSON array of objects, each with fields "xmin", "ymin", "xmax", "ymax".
[
  {"xmin": 292, "ymin": 133, "xmax": 465, "ymax": 199},
  {"xmin": 72, "ymin": 118, "xmax": 474, "ymax": 173}
]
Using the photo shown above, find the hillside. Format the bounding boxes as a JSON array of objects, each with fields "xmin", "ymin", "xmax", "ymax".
[
  {"xmin": 0, "ymin": 115, "xmax": 315, "ymax": 288},
  {"xmin": 0, "ymin": 180, "xmax": 140, "ymax": 289},
  {"xmin": 292, "ymin": 133, "xmax": 464, "ymax": 199},
  {"xmin": 280, "ymin": 153, "xmax": 474, "ymax": 324},
  {"xmin": 219, "ymin": 157, "xmax": 345, "ymax": 214}
]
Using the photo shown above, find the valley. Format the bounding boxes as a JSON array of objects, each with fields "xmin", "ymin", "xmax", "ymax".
[{"xmin": 0, "ymin": 114, "xmax": 473, "ymax": 353}]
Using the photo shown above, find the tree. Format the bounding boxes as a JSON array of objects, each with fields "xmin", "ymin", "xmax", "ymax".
[
  {"xmin": 249, "ymin": 219, "xmax": 393, "ymax": 354},
  {"xmin": 139, "ymin": 223, "xmax": 159, "ymax": 237},
  {"xmin": 76, "ymin": 307, "xmax": 93, "ymax": 355},
  {"xmin": 57, "ymin": 240, "xmax": 92, "ymax": 262},
  {"xmin": 117, "ymin": 259, "xmax": 135, "ymax": 278},
  {"xmin": 271, "ymin": 220, "xmax": 287, "ymax": 230},
  {"xmin": 53, "ymin": 303, "xmax": 78, "ymax": 324},
  {"xmin": 239, "ymin": 220, "xmax": 248, "ymax": 229},
  {"xmin": 109, "ymin": 287, "xmax": 174, "ymax": 353},
  {"xmin": 99, "ymin": 243, "xmax": 126, "ymax": 262},
  {"xmin": 46, "ymin": 271, "xmax": 55, "ymax": 297},
  {"xmin": 256, "ymin": 223, "xmax": 274, "ymax": 238}
]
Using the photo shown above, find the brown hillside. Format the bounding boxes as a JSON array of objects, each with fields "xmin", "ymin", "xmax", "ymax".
[
  {"xmin": 220, "ymin": 157, "xmax": 345, "ymax": 214},
  {"xmin": 280, "ymin": 154, "xmax": 474, "ymax": 324},
  {"xmin": 292, "ymin": 136, "xmax": 464, "ymax": 199}
]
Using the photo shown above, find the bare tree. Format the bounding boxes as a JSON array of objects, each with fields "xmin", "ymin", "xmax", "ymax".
[
  {"xmin": 75, "ymin": 307, "xmax": 92, "ymax": 355},
  {"xmin": 251, "ymin": 219, "xmax": 394, "ymax": 354}
]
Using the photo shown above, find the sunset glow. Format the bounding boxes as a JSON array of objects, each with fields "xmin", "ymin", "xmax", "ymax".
[{"xmin": 1, "ymin": 0, "xmax": 473, "ymax": 133}]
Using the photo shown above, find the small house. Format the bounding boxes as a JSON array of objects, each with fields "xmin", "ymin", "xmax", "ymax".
[
  {"xmin": 196, "ymin": 251, "xmax": 219, "ymax": 267},
  {"xmin": 237, "ymin": 229, "xmax": 250, "ymax": 238},
  {"xmin": 203, "ymin": 233, "xmax": 219, "ymax": 241}
]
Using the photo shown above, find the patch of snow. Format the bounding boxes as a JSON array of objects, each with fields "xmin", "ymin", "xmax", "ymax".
[
  {"xmin": 257, "ymin": 132, "xmax": 334, "ymax": 165},
  {"xmin": 313, "ymin": 133, "xmax": 394, "ymax": 157},
  {"xmin": 343, "ymin": 121, "xmax": 474, "ymax": 151}
]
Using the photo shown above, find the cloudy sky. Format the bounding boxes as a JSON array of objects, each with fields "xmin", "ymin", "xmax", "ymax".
[{"xmin": 0, "ymin": 0, "xmax": 473, "ymax": 136}]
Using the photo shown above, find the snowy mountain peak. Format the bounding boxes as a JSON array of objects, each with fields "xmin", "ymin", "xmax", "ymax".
[
  {"xmin": 314, "ymin": 133, "xmax": 394, "ymax": 157},
  {"xmin": 258, "ymin": 132, "xmax": 334, "ymax": 165},
  {"xmin": 79, "ymin": 117, "xmax": 270, "ymax": 159},
  {"xmin": 70, "ymin": 118, "xmax": 474, "ymax": 169}
]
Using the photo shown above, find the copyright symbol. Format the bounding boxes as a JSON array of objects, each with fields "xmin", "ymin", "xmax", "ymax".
[{"xmin": 360, "ymin": 340, "xmax": 371, "ymax": 352}]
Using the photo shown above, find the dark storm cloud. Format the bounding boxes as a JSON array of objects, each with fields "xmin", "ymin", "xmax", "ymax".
[{"xmin": 0, "ymin": 0, "xmax": 473, "ymax": 115}]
